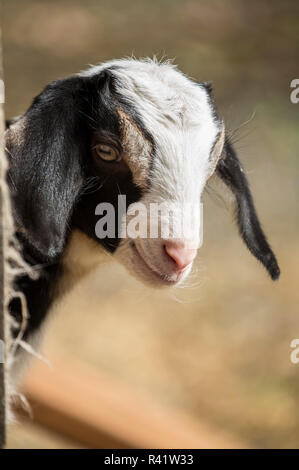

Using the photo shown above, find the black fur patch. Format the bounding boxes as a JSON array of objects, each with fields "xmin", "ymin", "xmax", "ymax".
[
  {"xmin": 217, "ymin": 137, "xmax": 280, "ymax": 280},
  {"xmin": 6, "ymin": 69, "xmax": 147, "ymax": 338}
]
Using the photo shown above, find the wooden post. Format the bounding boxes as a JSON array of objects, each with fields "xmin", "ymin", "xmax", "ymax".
[
  {"xmin": 18, "ymin": 356, "xmax": 246, "ymax": 449},
  {"xmin": 0, "ymin": 25, "xmax": 6, "ymax": 448}
]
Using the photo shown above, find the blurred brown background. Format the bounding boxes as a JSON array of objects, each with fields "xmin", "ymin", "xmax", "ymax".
[{"xmin": 1, "ymin": 0, "xmax": 299, "ymax": 448}]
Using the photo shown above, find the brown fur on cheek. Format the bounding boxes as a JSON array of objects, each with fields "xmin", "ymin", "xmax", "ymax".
[{"xmin": 118, "ymin": 109, "xmax": 152, "ymax": 190}]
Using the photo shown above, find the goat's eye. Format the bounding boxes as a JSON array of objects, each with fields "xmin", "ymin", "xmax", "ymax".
[{"xmin": 94, "ymin": 144, "xmax": 120, "ymax": 162}]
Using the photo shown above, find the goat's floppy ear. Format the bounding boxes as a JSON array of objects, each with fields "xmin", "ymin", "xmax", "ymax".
[
  {"xmin": 216, "ymin": 137, "xmax": 280, "ymax": 280},
  {"xmin": 6, "ymin": 77, "xmax": 91, "ymax": 261}
]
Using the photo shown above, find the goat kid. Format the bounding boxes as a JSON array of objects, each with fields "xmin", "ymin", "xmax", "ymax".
[{"xmin": 5, "ymin": 58, "xmax": 279, "ymax": 381}]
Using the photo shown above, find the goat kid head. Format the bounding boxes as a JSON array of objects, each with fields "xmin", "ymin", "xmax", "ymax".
[{"xmin": 5, "ymin": 59, "xmax": 280, "ymax": 287}]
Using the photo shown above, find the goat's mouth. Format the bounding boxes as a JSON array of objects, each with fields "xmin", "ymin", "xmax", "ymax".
[{"xmin": 130, "ymin": 241, "xmax": 180, "ymax": 286}]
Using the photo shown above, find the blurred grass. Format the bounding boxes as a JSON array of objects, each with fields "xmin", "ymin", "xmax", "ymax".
[{"xmin": 2, "ymin": 0, "xmax": 299, "ymax": 448}]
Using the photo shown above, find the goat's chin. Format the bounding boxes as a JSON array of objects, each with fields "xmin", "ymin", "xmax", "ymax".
[{"xmin": 115, "ymin": 240, "xmax": 191, "ymax": 289}]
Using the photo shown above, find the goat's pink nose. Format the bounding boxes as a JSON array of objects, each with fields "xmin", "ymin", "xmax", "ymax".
[{"xmin": 164, "ymin": 240, "xmax": 197, "ymax": 271}]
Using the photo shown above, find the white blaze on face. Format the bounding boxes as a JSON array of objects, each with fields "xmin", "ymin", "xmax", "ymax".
[{"xmin": 113, "ymin": 60, "xmax": 219, "ymax": 243}]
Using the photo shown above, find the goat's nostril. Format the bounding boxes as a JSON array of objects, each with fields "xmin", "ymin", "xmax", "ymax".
[{"xmin": 164, "ymin": 241, "xmax": 197, "ymax": 271}]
